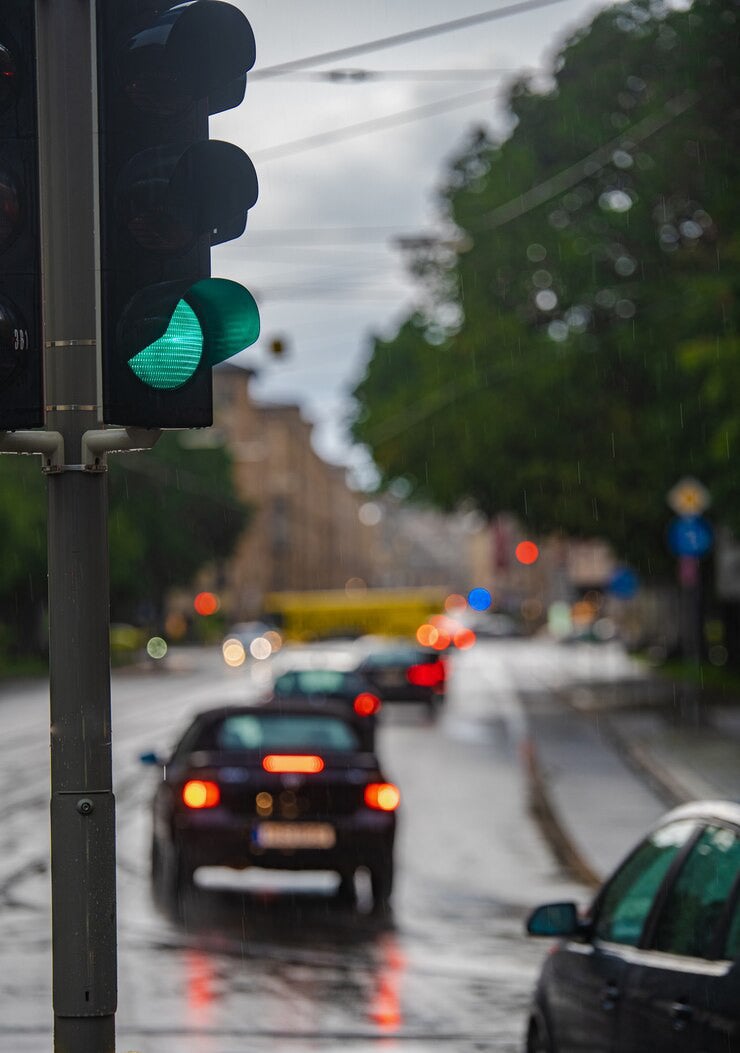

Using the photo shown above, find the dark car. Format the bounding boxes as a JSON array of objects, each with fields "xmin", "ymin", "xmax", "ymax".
[
  {"xmin": 525, "ymin": 800, "xmax": 740, "ymax": 1053},
  {"xmin": 270, "ymin": 667, "xmax": 383, "ymax": 719},
  {"xmin": 144, "ymin": 700, "xmax": 398, "ymax": 914},
  {"xmin": 353, "ymin": 641, "xmax": 447, "ymax": 713}
]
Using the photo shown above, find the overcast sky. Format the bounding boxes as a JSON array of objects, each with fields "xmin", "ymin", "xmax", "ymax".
[{"xmin": 212, "ymin": 0, "xmax": 615, "ymax": 477}]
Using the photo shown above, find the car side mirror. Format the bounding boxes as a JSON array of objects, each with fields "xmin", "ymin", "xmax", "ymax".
[
  {"xmin": 526, "ymin": 901, "xmax": 582, "ymax": 937},
  {"xmin": 139, "ymin": 750, "xmax": 165, "ymax": 767}
]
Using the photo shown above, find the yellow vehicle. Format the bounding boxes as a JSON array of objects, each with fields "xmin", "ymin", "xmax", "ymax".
[{"xmin": 263, "ymin": 587, "xmax": 447, "ymax": 641}]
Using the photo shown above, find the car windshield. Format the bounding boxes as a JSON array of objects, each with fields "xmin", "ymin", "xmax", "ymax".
[
  {"xmin": 273, "ymin": 670, "xmax": 354, "ymax": 695},
  {"xmin": 211, "ymin": 714, "xmax": 360, "ymax": 752}
]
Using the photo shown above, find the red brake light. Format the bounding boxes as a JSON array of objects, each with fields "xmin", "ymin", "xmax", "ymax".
[
  {"xmin": 354, "ymin": 691, "xmax": 382, "ymax": 716},
  {"xmin": 182, "ymin": 779, "xmax": 220, "ymax": 809},
  {"xmin": 262, "ymin": 754, "xmax": 325, "ymax": 774},
  {"xmin": 364, "ymin": 782, "xmax": 401, "ymax": 812},
  {"xmin": 407, "ymin": 660, "xmax": 446, "ymax": 687}
]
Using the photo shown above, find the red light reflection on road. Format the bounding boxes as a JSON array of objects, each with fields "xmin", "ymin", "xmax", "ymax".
[
  {"xmin": 184, "ymin": 949, "xmax": 217, "ymax": 1026},
  {"xmin": 368, "ymin": 933, "xmax": 407, "ymax": 1031}
]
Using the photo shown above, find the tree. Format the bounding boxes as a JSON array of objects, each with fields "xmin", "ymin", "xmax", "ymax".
[{"xmin": 352, "ymin": 0, "xmax": 739, "ymax": 578}]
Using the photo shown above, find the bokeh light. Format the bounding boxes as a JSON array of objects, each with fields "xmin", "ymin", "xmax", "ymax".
[
  {"xmin": 444, "ymin": 593, "xmax": 467, "ymax": 614},
  {"xmin": 432, "ymin": 631, "xmax": 451, "ymax": 651},
  {"xmin": 454, "ymin": 628, "xmax": 476, "ymax": 650},
  {"xmin": 146, "ymin": 636, "xmax": 168, "ymax": 660},
  {"xmin": 222, "ymin": 638, "xmax": 246, "ymax": 667},
  {"xmin": 249, "ymin": 636, "xmax": 272, "ymax": 660},
  {"xmin": 416, "ymin": 623, "xmax": 439, "ymax": 647},
  {"xmin": 515, "ymin": 541, "xmax": 539, "ymax": 565},
  {"xmin": 264, "ymin": 629, "xmax": 282, "ymax": 653},
  {"xmin": 467, "ymin": 587, "xmax": 492, "ymax": 611},
  {"xmin": 193, "ymin": 591, "xmax": 219, "ymax": 616}
]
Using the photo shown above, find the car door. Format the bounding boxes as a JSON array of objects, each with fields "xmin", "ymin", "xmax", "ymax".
[
  {"xmin": 545, "ymin": 818, "xmax": 697, "ymax": 1053},
  {"xmin": 619, "ymin": 822, "xmax": 740, "ymax": 1053}
]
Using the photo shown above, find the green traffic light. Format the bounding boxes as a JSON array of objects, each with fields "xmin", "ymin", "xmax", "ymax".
[{"xmin": 128, "ymin": 298, "xmax": 203, "ymax": 389}]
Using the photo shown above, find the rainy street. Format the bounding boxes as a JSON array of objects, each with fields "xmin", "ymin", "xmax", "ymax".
[{"xmin": 0, "ymin": 637, "xmax": 598, "ymax": 1053}]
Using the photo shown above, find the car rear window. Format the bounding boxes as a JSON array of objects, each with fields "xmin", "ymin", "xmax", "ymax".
[
  {"xmin": 273, "ymin": 670, "xmax": 353, "ymax": 695},
  {"xmin": 213, "ymin": 714, "xmax": 360, "ymax": 752},
  {"xmin": 362, "ymin": 649, "xmax": 430, "ymax": 667}
]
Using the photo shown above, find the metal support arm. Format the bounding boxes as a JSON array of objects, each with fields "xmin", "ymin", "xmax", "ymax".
[
  {"xmin": 0, "ymin": 429, "xmax": 65, "ymax": 472},
  {"xmin": 82, "ymin": 427, "xmax": 162, "ymax": 469}
]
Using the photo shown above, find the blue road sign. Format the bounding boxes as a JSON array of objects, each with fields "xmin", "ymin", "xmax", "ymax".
[{"xmin": 668, "ymin": 515, "xmax": 713, "ymax": 558}]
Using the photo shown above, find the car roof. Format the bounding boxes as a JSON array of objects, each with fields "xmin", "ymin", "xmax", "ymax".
[{"xmin": 658, "ymin": 799, "xmax": 740, "ymax": 828}]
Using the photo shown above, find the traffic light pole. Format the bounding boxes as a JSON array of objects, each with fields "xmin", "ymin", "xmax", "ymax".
[{"xmin": 36, "ymin": 2, "xmax": 117, "ymax": 1050}]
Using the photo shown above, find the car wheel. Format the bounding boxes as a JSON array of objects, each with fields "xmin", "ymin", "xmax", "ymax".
[
  {"xmin": 369, "ymin": 857, "xmax": 394, "ymax": 912},
  {"xmin": 335, "ymin": 870, "xmax": 357, "ymax": 905},
  {"xmin": 151, "ymin": 837, "xmax": 176, "ymax": 908},
  {"xmin": 526, "ymin": 1016, "xmax": 553, "ymax": 1053}
]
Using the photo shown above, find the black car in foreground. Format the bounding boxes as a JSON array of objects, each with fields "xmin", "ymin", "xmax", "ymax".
[
  {"xmin": 525, "ymin": 800, "xmax": 740, "ymax": 1052},
  {"xmin": 353, "ymin": 641, "xmax": 447, "ymax": 714},
  {"xmin": 144, "ymin": 699, "xmax": 399, "ymax": 914}
]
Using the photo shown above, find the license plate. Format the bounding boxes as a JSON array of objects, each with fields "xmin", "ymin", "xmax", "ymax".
[{"xmin": 255, "ymin": 822, "xmax": 336, "ymax": 849}]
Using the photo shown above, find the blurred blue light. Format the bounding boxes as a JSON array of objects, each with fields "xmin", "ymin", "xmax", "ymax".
[{"xmin": 468, "ymin": 587, "xmax": 492, "ymax": 611}]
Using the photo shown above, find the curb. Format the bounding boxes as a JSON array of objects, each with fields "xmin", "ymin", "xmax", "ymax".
[{"xmin": 520, "ymin": 737, "xmax": 602, "ymax": 890}]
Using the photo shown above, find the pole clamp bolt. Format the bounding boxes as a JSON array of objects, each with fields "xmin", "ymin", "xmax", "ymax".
[{"xmin": 76, "ymin": 798, "xmax": 94, "ymax": 816}]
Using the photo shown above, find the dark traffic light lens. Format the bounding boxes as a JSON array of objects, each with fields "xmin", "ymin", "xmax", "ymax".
[
  {"xmin": 0, "ymin": 169, "xmax": 21, "ymax": 251},
  {"xmin": 0, "ymin": 296, "xmax": 27, "ymax": 385},
  {"xmin": 0, "ymin": 45, "xmax": 18, "ymax": 113}
]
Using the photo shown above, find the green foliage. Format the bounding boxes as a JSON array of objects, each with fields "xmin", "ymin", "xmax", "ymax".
[
  {"xmin": 108, "ymin": 432, "xmax": 250, "ymax": 624},
  {"xmin": 352, "ymin": 0, "xmax": 739, "ymax": 577}
]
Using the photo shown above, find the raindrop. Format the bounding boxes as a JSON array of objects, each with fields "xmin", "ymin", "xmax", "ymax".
[
  {"xmin": 612, "ymin": 149, "xmax": 634, "ymax": 169},
  {"xmin": 564, "ymin": 306, "xmax": 591, "ymax": 332},
  {"xmin": 659, "ymin": 224, "xmax": 680, "ymax": 245},
  {"xmin": 599, "ymin": 189, "xmax": 634, "ymax": 213},
  {"xmin": 614, "ymin": 255, "xmax": 637, "ymax": 276},
  {"xmin": 532, "ymin": 269, "xmax": 552, "ymax": 289},
  {"xmin": 548, "ymin": 210, "xmax": 569, "ymax": 229},
  {"xmin": 615, "ymin": 299, "xmax": 636, "ymax": 318},
  {"xmin": 548, "ymin": 320, "xmax": 569, "ymax": 342},
  {"xmin": 535, "ymin": 289, "xmax": 558, "ymax": 311},
  {"xmin": 526, "ymin": 243, "xmax": 547, "ymax": 262},
  {"xmin": 680, "ymin": 220, "xmax": 703, "ymax": 240},
  {"xmin": 595, "ymin": 288, "xmax": 617, "ymax": 308}
]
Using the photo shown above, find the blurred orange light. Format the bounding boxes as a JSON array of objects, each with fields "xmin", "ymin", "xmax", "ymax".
[
  {"xmin": 262, "ymin": 754, "xmax": 324, "ymax": 774},
  {"xmin": 364, "ymin": 783, "xmax": 401, "ymax": 812},
  {"xmin": 193, "ymin": 591, "xmax": 219, "ymax": 616},
  {"xmin": 354, "ymin": 692, "xmax": 382, "ymax": 717},
  {"xmin": 454, "ymin": 628, "xmax": 477, "ymax": 650},
  {"xmin": 432, "ymin": 631, "xmax": 451, "ymax": 651},
  {"xmin": 444, "ymin": 593, "xmax": 467, "ymax": 613},
  {"xmin": 515, "ymin": 541, "xmax": 539, "ymax": 565},
  {"xmin": 182, "ymin": 780, "xmax": 220, "ymax": 809},
  {"xmin": 416, "ymin": 623, "xmax": 439, "ymax": 647}
]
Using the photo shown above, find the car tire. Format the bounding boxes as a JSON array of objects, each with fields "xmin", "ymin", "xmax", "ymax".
[
  {"xmin": 369, "ymin": 857, "xmax": 394, "ymax": 912},
  {"xmin": 151, "ymin": 837, "xmax": 176, "ymax": 908},
  {"xmin": 335, "ymin": 870, "xmax": 357, "ymax": 905},
  {"xmin": 526, "ymin": 1015, "xmax": 553, "ymax": 1053}
]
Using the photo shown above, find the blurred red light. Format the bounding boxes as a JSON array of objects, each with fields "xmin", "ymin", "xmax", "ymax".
[
  {"xmin": 454, "ymin": 628, "xmax": 476, "ymax": 650},
  {"xmin": 515, "ymin": 541, "xmax": 539, "ymax": 565},
  {"xmin": 193, "ymin": 591, "xmax": 219, "ymax": 616},
  {"xmin": 432, "ymin": 632, "xmax": 451, "ymax": 651},
  {"xmin": 182, "ymin": 779, "xmax": 220, "ymax": 809},
  {"xmin": 364, "ymin": 783, "xmax": 401, "ymax": 811},
  {"xmin": 354, "ymin": 692, "xmax": 382, "ymax": 716},
  {"xmin": 407, "ymin": 661, "xmax": 445, "ymax": 687}
]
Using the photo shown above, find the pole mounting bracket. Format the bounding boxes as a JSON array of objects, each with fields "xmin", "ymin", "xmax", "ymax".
[
  {"xmin": 81, "ymin": 427, "xmax": 163, "ymax": 470},
  {"xmin": 0, "ymin": 430, "xmax": 65, "ymax": 472}
]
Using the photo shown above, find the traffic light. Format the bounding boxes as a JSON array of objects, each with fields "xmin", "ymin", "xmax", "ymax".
[
  {"xmin": 96, "ymin": 1, "xmax": 260, "ymax": 428},
  {"xmin": 0, "ymin": 2, "xmax": 43, "ymax": 430}
]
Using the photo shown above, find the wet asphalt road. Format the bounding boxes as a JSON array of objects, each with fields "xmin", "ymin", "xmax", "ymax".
[{"xmin": 0, "ymin": 638, "xmax": 601, "ymax": 1052}]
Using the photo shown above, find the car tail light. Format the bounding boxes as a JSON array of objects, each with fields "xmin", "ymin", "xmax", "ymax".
[
  {"xmin": 407, "ymin": 660, "xmax": 446, "ymax": 687},
  {"xmin": 182, "ymin": 779, "xmax": 221, "ymax": 809},
  {"xmin": 364, "ymin": 782, "xmax": 401, "ymax": 812},
  {"xmin": 262, "ymin": 754, "xmax": 325, "ymax": 774},
  {"xmin": 354, "ymin": 691, "xmax": 382, "ymax": 717}
]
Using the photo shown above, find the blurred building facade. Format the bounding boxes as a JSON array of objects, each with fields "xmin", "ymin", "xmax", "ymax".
[{"xmin": 212, "ymin": 366, "xmax": 376, "ymax": 617}]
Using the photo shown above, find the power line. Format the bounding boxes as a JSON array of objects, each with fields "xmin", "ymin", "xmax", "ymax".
[
  {"xmin": 266, "ymin": 67, "xmax": 534, "ymax": 83},
  {"xmin": 251, "ymin": 0, "xmax": 576, "ymax": 80},
  {"xmin": 253, "ymin": 85, "xmax": 504, "ymax": 163}
]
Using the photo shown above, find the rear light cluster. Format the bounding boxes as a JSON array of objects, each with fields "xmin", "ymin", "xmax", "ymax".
[
  {"xmin": 353, "ymin": 691, "xmax": 382, "ymax": 716},
  {"xmin": 406, "ymin": 659, "xmax": 446, "ymax": 688},
  {"xmin": 364, "ymin": 782, "xmax": 401, "ymax": 812}
]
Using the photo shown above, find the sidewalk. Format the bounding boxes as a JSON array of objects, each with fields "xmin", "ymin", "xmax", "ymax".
[{"xmin": 522, "ymin": 670, "xmax": 740, "ymax": 887}]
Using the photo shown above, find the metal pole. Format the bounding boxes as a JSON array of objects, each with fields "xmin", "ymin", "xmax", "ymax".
[{"xmin": 36, "ymin": 1, "xmax": 117, "ymax": 1050}]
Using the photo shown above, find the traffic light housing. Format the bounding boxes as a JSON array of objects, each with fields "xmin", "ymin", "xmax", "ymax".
[
  {"xmin": 96, "ymin": 0, "xmax": 260, "ymax": 428},
  {"xmin": 0, "ymin": 1, "xmax": 43, "ymax": 430}
]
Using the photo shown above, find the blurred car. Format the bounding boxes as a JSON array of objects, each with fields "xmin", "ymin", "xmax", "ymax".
[
  {"xmin": 144, "ymin": 699, "xmax": 398, "ymax": 913},
  {"xmin": 525, "ymin": 800, "xmax": 740, "ymax": 1053},
  {"xmin": 353, "ymin": 641, "xmax": 447, "ymax": 714},
  {"xmin": 270, "ymin": 667, "xmax": 382, "ymax": 719}
]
